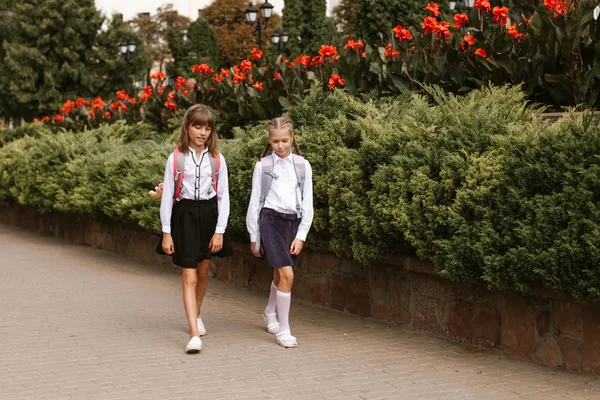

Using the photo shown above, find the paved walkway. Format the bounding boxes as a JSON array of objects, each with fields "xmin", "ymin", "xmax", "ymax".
[{"xmin": 1, "ymin": 224, "xmax": 599, "ymax": 400}]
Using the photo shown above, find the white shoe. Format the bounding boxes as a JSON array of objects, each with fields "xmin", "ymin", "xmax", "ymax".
[
  {"xmin": 276, "ymin": 331, "xmax": 298, "ymax": 348},
  {"xmin": 263, "ymin": 313, "xmax": 279, "ymax": 334},
  {"xmin": 186, "ymin": 336, "xmax": 202, "ymax": 353},
  {"xmin": 197, "ymin": 317, "xmax": 207, "ymax": 336}
]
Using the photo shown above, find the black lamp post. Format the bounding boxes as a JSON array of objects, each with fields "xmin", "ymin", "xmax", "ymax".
[
  {"xmin": 271, "ymin": 31, "xmax": 289, "ymax": 54},
  {"xmin": 119, "ymin": 41, "xmax": 137, "ymax": 60},
  {"xmin": 245, "ymin": 1, "xmax": 274, "ymax": 51}
]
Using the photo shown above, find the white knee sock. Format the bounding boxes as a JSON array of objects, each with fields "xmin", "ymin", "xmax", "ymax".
[
  {"xmin": 276, "ymin": 290, "xmax": 292, "ymax": 334},
  {"xmin": 265, "ymin": 281, "xmax": 278, "ymax": 324}
]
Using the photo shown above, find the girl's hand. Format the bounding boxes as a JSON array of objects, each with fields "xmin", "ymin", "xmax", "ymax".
[
  {"xmin": 149, "ymin": 183, "xmax": 164, "ymax": 199},
  {"xmin": 210, "ymin": 233, "xmax": 223, "ymax": 253},
  {"xmin": 250, "ymin": 242, "xmax": 264, "ymax": 257},
  {"xmin": 162, "ymin": 233, "xmax": 175, "ymax": 255},
  {"xmin": 289, "ymin": 239, "xmax": 304, "ymax": 256}
]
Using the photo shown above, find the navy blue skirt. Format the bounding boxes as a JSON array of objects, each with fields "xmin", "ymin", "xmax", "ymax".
[
  {"xmin": 259, "ymin": 208, "xmax": 301, "ymax": 269},
  {"xmin": 156, "ymin": 197, "xmax": 233, "ymax": 268}
]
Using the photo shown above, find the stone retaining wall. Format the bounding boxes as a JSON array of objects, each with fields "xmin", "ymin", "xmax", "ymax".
[{"xmin": 1, "ymin": 203, "xmax": 598, "ymax": 375}]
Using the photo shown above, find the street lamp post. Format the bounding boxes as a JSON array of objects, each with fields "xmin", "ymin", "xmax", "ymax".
[
  {"xmin": 119, "ymin": 41, "xmax": 137, "ymax": 60},
  {"xmin": 245, "ymin": 1, "xmax": 274, "ymax": 51},
  {"xmin": 271, "ymin": 31, "xmax": 289, "ymax": 55}
]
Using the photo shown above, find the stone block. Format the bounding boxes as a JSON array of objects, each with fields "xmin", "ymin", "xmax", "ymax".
[
  {"xmin": 553, "ymin": 302, "xmax": 583, "ymax": 338},
  {"xmin": 473, "ymin": 304, "xmax": 501, "ymax": 348},
  {"xmin": 413, "ymin": 295, "xmax": 441, "ymax": 333},
  {"xmin": 446, "ymin": 299, "xmax": 473, "ymax": 342},
  {"xmin": 309, "ymin": 278, "xmax": 330, "ymax": 307},
  {"xmin": 555, "ymin": 334, "xmax": 581, "ymax": 373},
  {"xmin": 331, "ymin": 274, "xmax": 347, "ymax": 311},
  {"xmin": 582, "ymin": 303, "xmax": 600, "ymax": 374},
  {"xmin": 455, "ymin": 284, "xmax": 475, "ymax": 301},
  {"xmin": 536, "ymin": 308, "xmax": 551, "ymax": 338},
  {"xmin": 393, "ymin": 279, "xmax": 412, "ymax": 325},
  {"xmin": 533, "ymin": 336, "xmax": 564, "ymax": 368},
  {"xmin": 502, "ymin": 294, "xmax": 536, "ymax": 358},
  {"xmin": 405, "ymin": 257, "xmax": 436, "ymax": 275},
  {"xmin": 412, "ymin": 275, "xmax": 437, "ymax": 298},
  {"xmin": 345, "ymin": 279, "xmax": 371, "ymax": 317},
  {"xmin": 473, "ymin": 283, "xmax": 502, "ymax": 304},
  {"xmin": 321, "ymin": 253, "xmax": 341, "ymax": 274}
]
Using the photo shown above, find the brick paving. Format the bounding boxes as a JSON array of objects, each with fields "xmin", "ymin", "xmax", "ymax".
[{"xmin": 1, "ymin": 223, "xmax": 599, "ymax": 400}]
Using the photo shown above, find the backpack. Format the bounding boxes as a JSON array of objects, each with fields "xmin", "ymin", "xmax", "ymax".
[
  {"xmin": 172, "ymin": 148, "xmax": 220, "ymax": 203},
  {"xmin": 253, "ymin": 153, "xmax": 305, "ymax": 253}
]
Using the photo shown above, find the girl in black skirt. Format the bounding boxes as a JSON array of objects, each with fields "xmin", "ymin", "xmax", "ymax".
[
  {"xmin": 158, "ymin": 104, "xmax": 233, "ymax": 353},
  {"xmin": 246, "ymin": 117, "xmax": 314, "ymax": 348}
]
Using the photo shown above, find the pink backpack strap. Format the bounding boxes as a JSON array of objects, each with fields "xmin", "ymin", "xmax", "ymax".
[
  {"xmin": 209, "ymin": 152, "xmax": 220, "ymax": 196},
  {"xmin": 172, "ymin": 148, "xmax": 185, "ymax": 203}
]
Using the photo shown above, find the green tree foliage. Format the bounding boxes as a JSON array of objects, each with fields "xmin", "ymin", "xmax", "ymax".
[
  {"xmin": 355, "ymin": 0, "xmax": 425, "ymax": 45},
  {"xmin": 130, "ymin": 4, "xmax": 190, "ymax": 78},
  {"xmin": 0, "ymin": 0, "xmax": 104, "ymax": 120},
  {"xmin": 333, "ymin": 0, "xmax": 359, "ymax": 38},
  {"xmin": 166, "ymin": 18, "xmax": 219, "ymax": 78},
  {"xmin": 282, "ymin": 0, "xmax": 327, "ymax": 56}
]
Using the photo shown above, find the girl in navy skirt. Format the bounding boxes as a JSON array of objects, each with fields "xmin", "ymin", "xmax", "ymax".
[
  {"xmin": 158, "ymin": 104, "xmax": 233, "ymax": 353},
  {"xmin": 246, "ymin": 116, "xmax": 314, "ymax": 348}
]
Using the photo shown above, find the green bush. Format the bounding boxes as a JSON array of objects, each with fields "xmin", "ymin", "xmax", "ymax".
[{"xmin": 2, "ymin": 87, "xmax": 600, "ymax": 299}]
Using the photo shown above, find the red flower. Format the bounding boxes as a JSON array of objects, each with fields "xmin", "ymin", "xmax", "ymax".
[
  {"xmin": 109, "ymin": 102, "xmax": 118, "ymax": 110},
  {"xmin": 273, "ymin": 72, "xmax": 282, "ymax": 81},
  {"xmin": 119, "ymin": 104, "xmax": 127, "ymax": 112},
  {"xmin": 192, "ymin": 64, "xmax": 214, "ymax": 75},
  {"xmin": 464, "ymin": 34, "xmax": 476, "ymax": 46},
  {"xmin": 281, "ymin": 57, "xmax": 289, "ymax": 63},
  {"xmin": 61, "ymin": 100, "xmax": 75, "ymax": 114},
  {"xmin": 385, "ymin": 43, "xmax": 399, "ymax": 59},
  {"xmin": 263, "ymin": 66, "xmax": 268, "ymax": 71},
  {"xmin": 33, "ymin": 118, "xmax": 40, "ymax": 123},
  {"xmin": 91, "ymin": 97, "xmax": 105, "ymax": 110},
  {"xmin": 129, "ymin": 97, "xmax": 137, "ymax": 104},
  {"xmin": 167, "ymin": 91, "xmax": 175, "ymax": 101},
  {"xmin": 233, "ymin": 72, "xmax": 245, "ymax": 84},
  {"xmin": 328, "ymin": 74, "xmax": 345, "ymax": 90},
  {"xmin": 288, "ymin": 62, "xmax": 295, "ymax": 69},
  {"xmin": 88, "ymin": 109, "xmax": 95, "ymax": 116},
  {"xmin": 251, "ymin": 48, "xmax": 263, "ymax": 60},
  {"xmin": 422, "ymin": 16, "xmax": 439, "ymax": 35},
  {"xmin": 507, "ymin": 24, "xmax": 524, "ymax": 39},
  {"xmin": 174, "ymin": 76, "xmax": 186, "ymax": 90},
  {"xmin": 116, "ymin": 90, "xmax": 129, "ymax": 102},
  {"xmin": 239, "ymin": 59, "xmax": 253, "ymax": 73},
  {"xmin": 150, "ymin": 71, "xmax": 166, "ymax": 80},
  {"xmin": 474, "ymin": 0, "xmax": 491, "ymax": 12},
  {"xmin": 492, "ymin": 6, "xmax": 509, "ymax": 26},
  {"xmin": 318, "ymin": 45, "xmax": 338, "ymax": 59},
  {"xmin": 434, "ymin": 21, "xmax": 451, "ymax": 39},
  {"xmin": 42, "ymin": 116, "xmax": 50, "ymax": 122},
  {"xmin": 453, "ymin": 13, "xmax": 469, "ymax": 29},
  {"xmin": 392, "ymin": 25, "xmax": 413, "ymax": 41},
  {"xmin": 475, "ymin": 48, "xmax": 488, "ymax": 58},
  {"xmin": 252, "ymin": 82, "xmax": 263, "ymax": 92},
  {"xmin": 140, "ymin": 86, "xmax": 152, "ymax": 102},
  {"xmin": 104, "ymin": 112, "xmax": 111, "ymax": 118},
  {"xmin": 75, "ymin": 97, "xmax": 89, "ymax": 108},
  {"xmin": 345, "ymin": 39, "xmax": 365, "ymax": 53},
  {"xmin": 182, "ymin": 89, "xmax": 190, "ymax": 96},
  {"xmin": 544, "ymin": 0, "xmax": 568, "ymax": 16},
  {"xmin": 424, "ymin": 2, "xmax": 441, "ymax": 17},
  {"xmin": 53, "ymin": 114, "xmax": 63, "ymax": 124},
  {"xmin": 221, "ymin": 68, "xmax": 231, "ymax": 78},
  {"xmin": 213, "ymin": 74, "xmax": 223, "ymax": 83},
  {"xmin": 164, "ymin": 101, "xmax": 177, "ymax": 111},
  {"xmin": 310, "ymin": 56, "xmax": 324, "ymax": 67}
]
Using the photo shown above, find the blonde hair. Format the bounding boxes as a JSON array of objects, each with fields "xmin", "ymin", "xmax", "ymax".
[
  {"xmin": 262, "ymin": 116, "xmax": 300, "ymax": 157},
  {"xmin": 177, "ymin": 104, "xmax": 218, "ymax": 156}
]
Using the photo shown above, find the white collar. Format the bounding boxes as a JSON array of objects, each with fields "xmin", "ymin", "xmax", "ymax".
[{"xmin": 272, "ymin": 151, "xmax": 293, "ymax": 163}]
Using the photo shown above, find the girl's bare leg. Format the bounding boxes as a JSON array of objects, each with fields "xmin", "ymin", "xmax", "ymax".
[
  {"xmin": 195, "ymin": 260, "xmax": 210, "ymax": 317},
  {"xmin": 182, "ymin": 268, "xmax": 200, "ymax": 338}
]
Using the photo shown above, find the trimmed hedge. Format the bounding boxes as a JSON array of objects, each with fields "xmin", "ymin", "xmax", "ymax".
[{"xmin": 1, "ymin": 87, "xmax": 599, "ymax": 299}]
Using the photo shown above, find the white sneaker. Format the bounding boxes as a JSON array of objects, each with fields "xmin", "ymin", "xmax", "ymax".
[
  {"xmin": 186, "ymin": 336, "xmax": 202, "ymax": 353},
  {"xmin": 197, "ymin": 317, "xmax": 207, "ymax": 336}
]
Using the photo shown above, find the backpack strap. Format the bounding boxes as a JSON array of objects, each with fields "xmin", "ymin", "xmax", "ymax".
[
  {"xmin": 208, "ymin": 152, "xmax": 220, "ymax": 196},
  {"xmin": 173, "ymin": 148, "xmax": 186, "ymax": 203},
  {"xmin": 292, "ymin": 154, "xmax": 306, "ymax": 218},
  {"xmin": 254, "ymin": 155, "xmax": 276, "ymax": 254}
]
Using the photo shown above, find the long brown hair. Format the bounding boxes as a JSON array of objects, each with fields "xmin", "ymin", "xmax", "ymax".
[
  {"xmin": 177, "ymin": 104, "xmax": 219, "ymax": 156},
  {"xmin": 261, "ymin": 116, "xmax": 301, "ymax": 157}
]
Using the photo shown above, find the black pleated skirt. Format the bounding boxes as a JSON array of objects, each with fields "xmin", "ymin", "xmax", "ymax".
[{"xmin": 156, "ymin": 197, "xmax": 233, "ymax": 268}]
